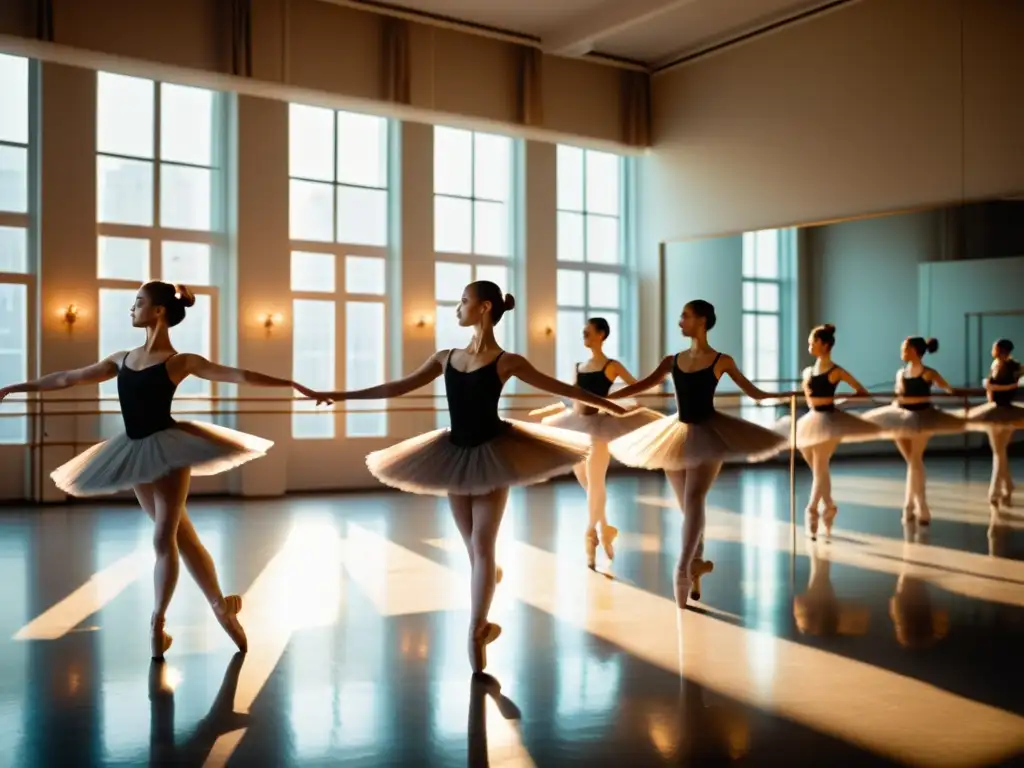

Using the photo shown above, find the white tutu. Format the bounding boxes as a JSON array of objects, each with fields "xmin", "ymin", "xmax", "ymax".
[
  {"xmin": 609, "ymin": 411, "xmax": 787, "ymax": 470},
  {"xmin": 51, "ymin": 421, "xmax": 273, "ymax": 497},
  {"xmin": 773, "ymin": 408, "xmax": 883, "ymax": 449},
  {"xmin": 541, "ymin": 403, "xmax": 664, "ymax": 441},
  {"xmin": 954, "ymin": 402, "xmax": 1024, "ymax": 433},
  {"xmin": 860, "ymin": 403, "xmax": 965, "ymax": 438},
  {"xmin": 365, "ymin": 419, "xmax": 590, "ymax": 496}
]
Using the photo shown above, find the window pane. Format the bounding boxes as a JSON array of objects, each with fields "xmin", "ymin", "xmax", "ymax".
[
  {"xmin": 0, "ymin": 282, "xmax": 27, "ymax": 444},
  {"xmin": 336, "ymin": 186, "xmax": 387, "ymax": 246},
  {"xmin": 434, "ymin": 126, "xmax": 472, "ymax": 197},
  {"xmin": 742, "ymin": 313, "xmax": 756, "ymax": 377},
  {"xmin": 473, "ymin": 200, "xmax": 508, "ymax": 257},
  {"xmin": 475, "ymin": 265, "xmax": 508, "ymax": 293},
  {"xmin": 0, "ymin": 54, "xmax": 29, "ymax": 145},
  {"xmin": 557, "ymin": 211, "xmax": 584, "ymax": 262},
  {"xmin": 162, "ymin": 242, "xmax": 211, "ymax": 286},
  {"xmin": 588, "ymin": 272, "xmax": 620, "ymax": 309},
  {"xmin": 97, "ymin": 72, "xmax": 154, "ymax": 159},
  {"xmin": 436, "ymin": 304, "xmax": 470, "ymax": 352},
  {"xmin": 160, "ymin": 164, "xmax": 212, "ymax": 230},
  {"xmin": 97, "ymin": 156, "xmax": 153, "ymax": 225},
  {"xmin": 754, "ymin": 230, "xmax": 779, "ymax": 278},
  {"xmin": 756, "ymin": 282, "xmax": 779, "ymax": 313},
  {"xmin": 160, "ymin": 83, "xmax": 214, "ymax": 166},
  {"xmin": 345, "ymin": 256, "xmax": 385, "ymax": 295},
  {"xmin": 434, "ymin": 196, "xmax": 472, "ymax": 253},
  {"xmin": 556, "ymin": 309, "xmax": 585, "ymax": 382},
  {"xmin": 0, "ymin": 226, "xmax": 28, "ymax": 274},
  {"xmin": 98, "ymin": 236, "xmax": 149, "ymax": 281},
  {"xmin": 435, "ymin": 262, "xmax": 472, "ymax": 302},
  {"xmin": 99, "ymin": 289, "xmax": 144, "ymax": 397},
  {"xmin": 742, "ymin": 281, "xmax": 755, "ymax": 311},
  {"xmin": 291, "ymin": 251, "xmax": 335, "ymax": 292},
  {"xmin": 473, "ymin": 133, "xmax": 510, "ymax": 202},
  {"xmin": 601, "ymin": 310, "xmax": 621, "ymax": 360},
  {"xmin": 556, "ymin": 269, "xmax": 584, "ymax": 306},
  {"xmin": 290, "ymin": 179, "xmax": 334, "ymax": 242},
  {"xmin": 289, "ymin": 104, "xmax": 334, "ymax": 182},
  {"xmin": 757, "ymin": 313, "xmax": 779, "ymax": 384},
  {"xmin": 586, "ymin": 216, "xmax": 619, "ymax": 264},
  {"xmin": 293, "ymin": 299, "xmax": 335, "ymax": 439},
  {"xmin": 742, "ymin": 232, "xmax": 755, "ymax": 276},
  {"xmin": 337, "ymin": 112, "xmax": 387, "ymax": 188},
  {"xmin": 556, "ymin": 145, "xmax": 584, "ymax": 211},
  {"xmin": 170, "ymin": 294, "xmax": 213, "ymax": 418},
  {"xmin": 0, "ymin": 146, "xmax": 28, "ymax": 214},
  {"xmin": 585, "ymin": 151, "xmax": 619, "ymax": 216},
  {"xmin": 345, "ymin": 301, "xmax": 386, "ymax": 437}
]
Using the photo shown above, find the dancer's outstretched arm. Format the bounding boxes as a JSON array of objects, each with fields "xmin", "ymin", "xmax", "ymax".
[
  {"xmin": 324, "ymin": 351, "xmax": 446, "ymax": 401},
  {"xmin": 0, "ymin": 352, "xmax": 122, "ymax": 398},
  {"xmin": 606, "ymin": 356, "xmax": 674, "ymax": 400},
  {"xmin": 837, "ymin": 367, "xmax": 871, "ymax": 396},
  {"xmin": 721, "ymin": 355, "xmax": 797, "ymax": 400},
  {"xmin": 925, "ymin": 367, "xmax": 971, "ymax": 397},
  {"xmin": 504, "ymin": 355, "xmax": 628, "ymax": 415},
  {"xmin": 607, "ymin": 360, "xmax": 640, "ymax": 386},
  {"xmin": 172, "ymin": 355, "xmax": 322, "ymax": 399}
]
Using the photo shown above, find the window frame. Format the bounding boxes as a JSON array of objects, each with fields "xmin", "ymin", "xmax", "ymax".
[
  {"xmin": 741, "ymin": 229, "xmax": 783, "ymax": 390},
  {"xmin": 94, "ymin": 75, "xmax": 226, "ymax": 419},
  {"xmin": 288, "ymin": 106, "xmax": 392, "ymax": 440},
  {"xmin": 0, "ymin": 54, "xmax": 38, "ymax": 446}
]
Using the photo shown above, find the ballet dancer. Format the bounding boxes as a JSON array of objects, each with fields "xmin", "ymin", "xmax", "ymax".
[
  {"xmin": 861, "ymin": 337, "xmax": 965, "ymax": 525},
  {"xmin": 539, "ymin": 317, "xmax": 661, "ymax": 568},
  {"xmin": 964, "ymin": 339, "xmax": 1023, "ymax": 507},
  {"xmin": 0, "ymin": 281, "xmax": 322, "ymax": 660},
  {"xmin": 792, "ymin": 551, "xmax": 869, "ymax": 638},
  {"xmin": 317, "ymin": 281, "xmax": 627, "ymax": 672},
  {"xmin": 606, "ymin": 300, "xmax": 793, "ymax": 608},
  {"xmin": 774, "ymin": 323, "xmax": 881, "ymax": 539}
]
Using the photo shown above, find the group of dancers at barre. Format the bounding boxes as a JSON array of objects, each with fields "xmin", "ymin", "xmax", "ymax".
[{"xmin": 1, "ymin": 279, "xmax": 1021, "ymax": 673}]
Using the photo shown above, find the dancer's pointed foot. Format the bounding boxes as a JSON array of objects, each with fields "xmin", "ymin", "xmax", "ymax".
[
  {"xmin": 690, "ymin": 558, "xmax": 714, "ymax": 601},
  {"xmin": 901, "ymin": 503, "xmax": 916, "ymax": 525},
  {"xmin": 212, "ymin": 595, "xmax": 248, "ymax": 653},
  {"xmin": 151, "ymin": 616, "xmax": 173, "ymax": 661},
  {"xmin": 916, "ymin": 504, "xmax": 931, "ymax": 526},
  {"xmin": 600, "ymin": 524, "xmax": 619, "ymax": 561},
  {"xmin": 823, "ymin": 505, "xmax": 838, "ymax": 537},
  {"xmin": 674, "ymin": 571, "xmax": 692, "ymax": 609},
  {"xmin": 496, "ymin": 565, "xmax": 504, "ymax": 584},
  {"xmin": 585, "ymin": 528, "xmax": 599, "ymax": 569},
  {"xmin": 469, "ymin": 622, "xmax": 502, "ymax": 673},
  {"xmin": 805, "ymin": 507, "xmax": 819, "ymax": 541}
]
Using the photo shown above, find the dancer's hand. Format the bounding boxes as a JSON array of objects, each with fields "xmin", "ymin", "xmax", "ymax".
[
  {"xmin": 294, "ymin": 383, "xmax": 331, "ymax": 405},
  {"xmin": 602, "ymin": 401, "xmax": 629, "ymax": 416}
]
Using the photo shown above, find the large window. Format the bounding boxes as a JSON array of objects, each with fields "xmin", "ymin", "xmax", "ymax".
[
  {"xmin": 0, "ymin": 54, "xmax": 33, "ymax": 445},
  {"xmin": 741, "ymin": 229, "xmax": 784, "ymax": 423},
  {"xmin": 289, "ymin": 105, "xmax": 389, "ymax": 439},
  {"xmin": 433, "ymin": 126, "xmax": 515, "ymax": 426},
  {"xmin": 555, "ymin": 145, "xmax": 627, "ymax": 382},
  {"xmin": 95, "ymin": 72, "xmax": 223, "ymax": 422}
]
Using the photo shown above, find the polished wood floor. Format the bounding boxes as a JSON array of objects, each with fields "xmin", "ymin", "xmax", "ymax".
[{"xmin": 2, "ymin": 456, "xmax": 1024, "ymax": 767}]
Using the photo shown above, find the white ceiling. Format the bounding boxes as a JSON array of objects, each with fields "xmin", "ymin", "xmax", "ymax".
[{"xmin": 347, "ymin": 0, "xmax": 846, "ymax": 66}]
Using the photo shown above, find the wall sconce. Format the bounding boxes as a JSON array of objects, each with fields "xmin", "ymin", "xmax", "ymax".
[
  {"xmin": 544, "ymin": 325, "xmax": 553, "ymax": 337},
  {"xmin": 414, "ymin": 313, "xmax": 434, "ymax": 329},
  {"xmin": 61, "ymin": 304, "xmax": 79, "ymax": 330},
  {"xmin": 261, "ymin": 312, "xmax": 283, "ymax": 336}
]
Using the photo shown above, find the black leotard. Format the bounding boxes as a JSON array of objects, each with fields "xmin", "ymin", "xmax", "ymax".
[
  {"xmin": 807, "ymin": 366, "xmax": 838, "ymax": 412},
  {"xmin": 991, "ymin": 360, "xmax": 1020, "ymax": 407},
  {"xmin": 575, "ymin": 361, "xmax": 614, "ymax": 416},
  {"xmin": 444, "ymin": 350, "xmax": 509, "ymax": 448},
  {"xmin": 118, "ymin": 353, "xmax": 178, "ymax": 439},
  {"xmin": 899, "ymin": 369, "xmax": 932, "ymax": 412},
  {"xmin": 671, "ymin": 353, "xmax": 722, "ymax": 425}
]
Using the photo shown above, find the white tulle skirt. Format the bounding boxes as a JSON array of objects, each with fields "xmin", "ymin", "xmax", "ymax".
[
  {"xmin": 51, "ymin": 422, "xmax": 273, "ymax": 497},
  {"xmin": 860, "ymin": 402, "xmax": 965, "ymax": 438},
  {"xmin": 955, "ymin": 402, "xmax": 1024, "ymax": 433},
  {"xmin": 608, "ymin": 411, "xmax": 787, "ymax": 470},
  {"xmin": 541, "ymin": 403, "xmax": 664, "ymax": 441},
  {"xmin": 772, "ymin": 408, "xmax": 883, "ymax": 449},
  {"xmin": 365, "ymin": 420, "xmax": 590, "ymax": 496}
]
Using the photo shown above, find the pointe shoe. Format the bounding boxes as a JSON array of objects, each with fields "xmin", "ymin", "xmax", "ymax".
[
  {"xmin": 496, "ymin": 566, "xmax": 504, "ymax": 584},
  {"xmin": 822, "ymin": 505, "xmax": 838, "ymax": 537},
  {"xmin": 151, "ymin": 616, "xmax": 173, "ymax": 661},
  {"xmin": 469, "ymin": 622, "xmax": 502, "ymax": 673},
  {"xmin": 585, "ymin": 529, "xmax": 599, "ymax": 569},
  {"xmin": 674, "ymin": 572, "xmax": 692, "ymax": 609},
  {"xmin": 901, "ymin": 504, "xmax": 916, "ymax": 525},
  {"xmin": 805, "ymin": 507, "xmax": 819, "ymax": 541},
  {"xmin": 690, "ymin": 558, "xmax": 714, "ymax": 601},
  {"xmin": 916, "ymin": 504, "xmax": 931, "ymax": 526},
  {"xmin": 600, "ymin": 525, "xmax": 619, "ymax": 561},
  {"xmin": 212, "ymin": 595, "xmax": 248, "ymax": 653}
]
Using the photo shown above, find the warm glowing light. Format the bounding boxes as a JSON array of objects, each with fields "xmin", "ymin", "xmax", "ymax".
[
  {"xmin": 261, "ymin": 312, "xmax": 283, "ymax": 334},
  {"xmin": 60, "ymin": 303, "xmax": 80, "ymax": 329}
]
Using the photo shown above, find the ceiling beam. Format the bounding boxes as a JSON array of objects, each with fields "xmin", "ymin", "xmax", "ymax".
[{"xmin": 542, "ymin": 0, "xmax": 696, "ymax": 57}]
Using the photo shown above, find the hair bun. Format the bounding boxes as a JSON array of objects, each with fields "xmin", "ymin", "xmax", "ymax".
[
  {"xmin": 926, "ymin": 337, "xmax": 939, "ymax": 354},
  {"xmin": 503, "ymin": 293, "xmax": 516, "ymax": 312},
  {"xmin": 174, "ymin": 284, "xmax": 196, "ymax": 308},
  {"xmin": 823, "ymin": 323, "xmax": 836, "ymax": 334}
]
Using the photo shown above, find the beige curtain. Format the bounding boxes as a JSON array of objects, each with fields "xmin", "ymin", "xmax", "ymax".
[
  {"xmin": 231, "ymin": 0, "xmax": 253, "ymax": 77},
  {"xmin": 34, "ymin": 0, "xmax": 54, "ymax": 41},
  {"xmin": 381, "ymin": 17, "xmax": 411, "ymax": 104},
  {"xmin": 515, "ymin": 45, "xmax": 543, "ymax": 126},
  {"xmin": 621, "ymin": 69, "xmax": 652, "ymax": 147}
]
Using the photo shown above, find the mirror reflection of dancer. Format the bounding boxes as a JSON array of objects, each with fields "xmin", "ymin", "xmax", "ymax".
[
  {"xmin": 317, "ymin": 281, "xmax": 626, "ymax": 672},
  {"xmin": 963, "ymin": 339, "xmax": 1023, "ymax": 507},
  {"xmin": 607, "ymin": 300, "xmax": 792, "ymax": 608},
  {"xmin": 861, "ymin": 337, "xmax": 965, "ymax": 525},
  {"xmin": 0, "ymin": 282, "xmax": 319, "ymax": 660},
  {"xmin": 774, "ymin": 324, "xmax": 880, "ymax": 540},
  {"xmin": 539, "ymin": 318, "xmax": 661, "ymax": 568},
  {"xmin": 792, "ymin": 551, "xmax": 870, "ymax": 637}
]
